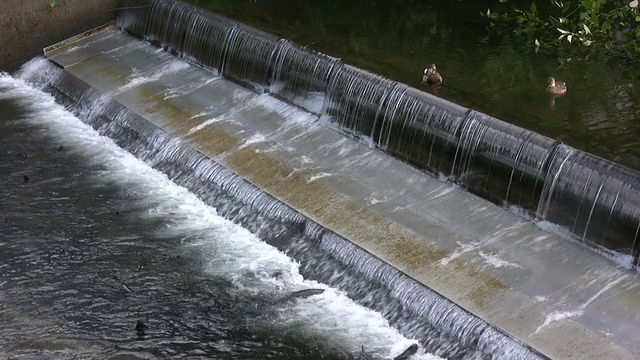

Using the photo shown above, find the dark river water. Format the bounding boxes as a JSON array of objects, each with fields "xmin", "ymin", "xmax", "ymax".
[
  {"xmin": 0, "ymin": 70, "xmax": 432, "ymax": 359},
  {"xmin": 191, "ymin": 0, "xmax": 640, "ymax": 172}
]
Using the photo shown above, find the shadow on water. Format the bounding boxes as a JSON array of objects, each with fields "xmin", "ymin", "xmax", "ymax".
[{"xmin": 189, "ymin": 0, "xmax": 640, "ymax": 171}]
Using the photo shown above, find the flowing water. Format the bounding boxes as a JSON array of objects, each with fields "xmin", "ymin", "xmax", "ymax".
[
  {"xmin": 191, "ymin": 0, "xmax": 640, "ymax": 172},
  {"xmin": 0, "ymin": 68, "xmax": 444, "ymax": 359},
  {"xmin": 1, "ymin": 1, "xmax": 637, "ymax": 357},
  {"xmin": 116, "ymin": 0, "xmax": 640, "ymax": 269}
]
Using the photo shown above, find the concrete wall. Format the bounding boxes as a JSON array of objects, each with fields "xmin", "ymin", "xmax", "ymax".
[{"xmin": 0, "ymin": 0, "xmax": 119, "ymax": 72}]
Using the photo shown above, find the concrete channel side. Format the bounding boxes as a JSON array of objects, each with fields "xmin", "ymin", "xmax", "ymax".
[
  {"xmin": 0, "ymin": 0, "xmax": 119, "ymax": 72},
  {"xmin": 43, "ymin": 27, "xmax": 640, "ymax": 360}
]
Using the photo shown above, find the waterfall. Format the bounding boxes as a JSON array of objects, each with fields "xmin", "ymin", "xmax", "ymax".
[
  {"xmin": 322, "ymin": 64, "xmax": 400, "ymax": 142},
  {"xmin": 182, "ymin": 10, "xmax": 235, "ymax": 71},
  {"xmin": 116, "ymin": 0, "xmax": 152, "ymax": 36},
  {"xmin": 452, "ymin": 111, "xmax": 557, "ymax": 210},
  {"xmin": 113, "ymin": 0, "xmax": 640, "ymax": 266},
  {"xmin": 270, "ymin": 40, "xmax": 342, "ymax": 114},
  {"xmin": 221, "ymin": 25, "xmax": 280, "ymax": 92},
  {"xmin": 29, "ymin": 58, "xmax": 545, "ymax": 360},
  {"xmin": 377, "ymin": 87, "xmax": 468, "ymax": 177},
  {"xmin": 538, "ymin": 147, "xmax": 640, "ymax": 256}
]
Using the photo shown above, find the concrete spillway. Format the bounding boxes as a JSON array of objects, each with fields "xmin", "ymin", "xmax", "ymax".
[
  {"xmin": 34, "ymin": 10, "xmax": 640, "ymax": 360},
  {"xmin": 116, "ymin": 0, "xmax": 640, "ymax": 265}
]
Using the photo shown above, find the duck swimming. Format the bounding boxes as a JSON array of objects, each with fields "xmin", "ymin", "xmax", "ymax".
[
  {"xmin": 546, "ymin": 77, "xmax": 567, "ymax": 96},
  {"xmin": 422, "ymin": 64, "xmax": 443, "ymax": 85}
]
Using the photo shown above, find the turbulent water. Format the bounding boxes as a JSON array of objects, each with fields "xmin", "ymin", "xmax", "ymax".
[{"xmin": 0, "ymin": 69, "xmax": 438, "ymax": 359}]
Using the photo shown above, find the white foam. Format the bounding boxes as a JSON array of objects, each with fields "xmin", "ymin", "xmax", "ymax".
[
  {"xmin": 439, "ymin": 241, "xmax": 479, "ymax": 266},
  {"xmin": 533, "ymin": 274, "xmax": 628, "ymax": 334},
  {"xmin": 163, "ymin": 76, "xmax": 219, "ymax": 100},
  {"xmin": 237, "ymin": 133, "xmax": 267, "ymax": 150},
  {"xmin": 536, "ymin": 220, "xmax": 635, "ymax": 271},
  {"xmin": 186, "ymin": 117, "xmax": 223, "ymax": 136},
  {"xmin": 14, "ymin": 57, "xmax": 62, "ymax": 89},
  {"xmin": 268, "ymin": 82, "xmax": 326, "ymax": 114},
  {"xmin": 307, "ymin": 172, "xmax": 332, "ymax": 183},
  {"xmin": 534, "ymin": 309, "xmax": 584, "ymax": 334},
  {"xmin": 118, "ymin": 59, "xmax": 190, "ymax": 93},
  {"xmin": 478, "ymin": 251, "xmax": 523, "ymax": 269},
  {"xmin": 507, "ymin": 203, "xmax": 637, "ymax": 271},
  {"xmin": 367, "ymin": 196, "xmax": 385, "ymax": 205},
  {"xmin": 5, "ymin": 70, "xmax": 443, "ymax": 359},
  {"xmin": 294, "ymin": 91, "xmax": 326, "ymax": 114}
]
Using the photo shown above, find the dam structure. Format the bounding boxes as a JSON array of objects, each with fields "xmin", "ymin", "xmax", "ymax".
[
  {"xmin": 22, "ymin": 0, "xmax": 640, "ymax": 358},
  {"xmin": 115, "ymin": 0, "xmax": 640, "ymax": 264}
]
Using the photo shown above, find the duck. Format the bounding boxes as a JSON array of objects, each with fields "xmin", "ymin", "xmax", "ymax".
[
  {"xmin": 422, "ymin": 64, "xmax": 443, "ymax": 85},
  {"xmin": 546, "ymin": 77, "xmax": 567, "ymax": 96}
]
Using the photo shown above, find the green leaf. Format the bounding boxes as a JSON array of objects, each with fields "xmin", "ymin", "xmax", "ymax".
[
  {"xmin": 530, "ymin": 2, "xmax": 537, "ymax": 13},
  {"xmin": 636, "ymin": 15, "xmax": 640, "ymax": 22},
  {"xmin": 622, "ymin": 41, "xmax": 635, "ymax": 51},
  {"xmin": 50, "ymin": 0, "xmax": 55, "ymax": 8},
  {"xmin": 581, "ymin": 0, "xmax": 592, "ymax": 9},
  {"xmin": 499, "ymin": 0, "xmax": 508, "ymax": 3}
]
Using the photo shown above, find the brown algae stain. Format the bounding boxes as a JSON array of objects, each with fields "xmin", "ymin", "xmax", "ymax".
[
  {"xmin": 141, "ymin": 87, "xmax": 192, "ymax": 123},
  {"xmin": 447, "ymin": 258, "xmax": 509, "ymax": 312},
  {"xmin": 118, "ymin": 99, "xmax": 513, "ymax": 328},
  {"xmin": 92, "ymin": 61, "xmax": 127, "ymax": 85},
  {"xmin": 222, "ymin": 144, "xmax": 510, "ymax": 303},
  {"xmin": 139, "ymin": 87, "xmax": 244, "ymax": 156}
]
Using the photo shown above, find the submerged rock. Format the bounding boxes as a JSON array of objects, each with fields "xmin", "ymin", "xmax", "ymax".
[
  {"xmin": 393, "ymin": 343, "xmax": 418, "ymax": 360},
  {"xmin": 135, "ymin": 320, "xmax": 148, "ymax": 339},
  {"xmin": 275, "ymin": 288, "xmax": 325, "ymax": 304},
  {"xmin": 350, "ymin": 344, "xmax": 419, "ymax": 360}
]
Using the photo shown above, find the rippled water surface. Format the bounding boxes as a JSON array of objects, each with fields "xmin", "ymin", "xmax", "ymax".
[
  {"xmin": 0, "ymin": 73, "xmax": 433, "ymax": 359},
  {"xmin": 192, "ymin": 0, "xmax": 640, "ymax": 171}
]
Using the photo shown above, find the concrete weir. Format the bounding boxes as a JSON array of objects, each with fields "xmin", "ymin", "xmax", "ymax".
[{"xmin": 40, "ymin": 21, "xmax": 640, "ymax": 360}]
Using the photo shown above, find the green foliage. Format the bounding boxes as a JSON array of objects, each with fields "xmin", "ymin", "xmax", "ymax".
[
  {"xmin": 482, "ymin": 0, "xmax": 640, "ymax": 58},
  {"xmin": 50, "ymin": 0, "xmax": 56, "ymax": 9}
]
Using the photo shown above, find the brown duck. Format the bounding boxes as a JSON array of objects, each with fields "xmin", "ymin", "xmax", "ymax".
[
  {"xmin": 546, "ymin": 77, "xmax": 567, "ymax": 96},
  {"xmin": 422, "ymin": 64, "xmax": 443, "ymax": 85}
]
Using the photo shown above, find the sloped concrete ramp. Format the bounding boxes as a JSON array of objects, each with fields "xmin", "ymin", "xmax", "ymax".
[{"xmin": 44, "ymin": 25, "xmax": 640, "ymax": 359}]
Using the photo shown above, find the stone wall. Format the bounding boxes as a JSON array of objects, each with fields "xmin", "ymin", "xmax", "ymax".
[{"xmin": 0, "ymin": 0, "xmax": 119, "ymax": 72}]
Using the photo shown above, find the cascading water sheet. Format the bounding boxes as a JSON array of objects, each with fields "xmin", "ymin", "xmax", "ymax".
[
  {"xmin": 2, "ymin": 64, "xmax": 440, "ymax": 360},
  {"xmin": 113, "ymin": 0, "xmax": 640, "ymax": 261},
  {"xmin": 34, "ymin": 3, "xmax": 640, "ymax": 358}
]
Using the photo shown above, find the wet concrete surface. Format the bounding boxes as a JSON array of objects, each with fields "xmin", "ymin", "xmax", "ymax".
[{"xmin": 43, "ymin": 27, "xmax": 640, "ymax": 360}]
